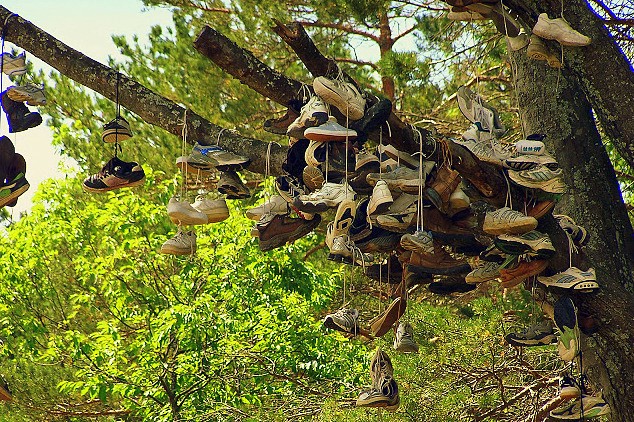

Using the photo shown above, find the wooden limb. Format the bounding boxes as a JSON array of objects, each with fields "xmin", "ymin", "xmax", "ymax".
[{"xmin": 0, "ymin": 6, "xmax": 286, "ymax": 176}]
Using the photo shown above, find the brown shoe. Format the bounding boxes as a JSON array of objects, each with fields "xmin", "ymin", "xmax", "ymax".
[
  {"xmin": 263, "ymin": 103, "xmax": 301, "ymax": 135},
  {"xmin": 499, "ymin": 259, "xmax": 549, "ymax": 288},
  {"xmin": 425, "ymin": 165, "xmax": 462, "ymax": 215},
  {"xmin": 408, "ymin": 240, "xmax": 471, "ymax": 275},
  {"xmin": 370, "ymin": 296, "xmax": 407, "ymax": 337},
  {"xmin": 526, "ymin": 200, "xmax": 556, "ymax": 219},
  {"xmin": 258, "ymin": 214, "xmax": 321, "ymax": 251}
]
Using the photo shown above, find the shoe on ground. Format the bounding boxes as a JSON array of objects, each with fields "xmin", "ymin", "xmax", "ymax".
[
  {"xmin": 370, "ymin": 296, "xmax": 407, "ymax": 337},
  {"xmin": 553, "ymin": 296, "xmax": 580, "ymax": 362},
  {"xmin": 313, "ymin": 76, "xmax": 366, "ymax": 121},
  {"xmin": 167, "ymin": 197, "xmax": 208, "ymax": 226},
  {"xmin": 507, "ymin": 165, "xmax": 566, "ymax": 193},
  {"xmin": 356, "ymin": 375, "xmax": 400, "ymax": 411},
  {"xmin": 1, "ymin": 90, "xmax": 42, "ymax": 133},
  {"xmin": 533, "ymin": 13, "xmax": 591, "ymax": 47},
  {"xmin": 102, "ymin": 116, "xmax": 132, "ymax": 143},
  {"xmin": 465, "ymin": 260, "xmax": 500, "ymax": 283},
  {"xmin": 393, "ymin": 322, "xmax": 419, "ymax": 353},
  {"xmin": 160, "ymin": 230, "xmax": 197, "ymax": 255},
  {"xmin": 505, "ymin": 320, "xmax": 557, "ymax": 347},
  {"xmin": 82, "ymin": 156, "xmax": 145, "ymax": 193},
  {"xmin": 218, "ymin": 170, "xmax": 250, "ymax": 199},
  {"xmin": 286, "ymin": 95, "xmax": 329, "ymax": 138},
  {"xmin": 263, "ymin": 100, "xmax": 301, "ymax": 135},
  {"xmin": 185, "ymin": 143, "xmax": 251, "ymax": 172},
  {"xmin": 0, "ymin": 172, "xmax": 29, "ymax": 208},
  {"xmin": 527, "ymin": 35, "xmax": 562, "ymax": 68},
  {"xmin": 303, "ymin": 116, "xmax": 358, "ymax": 142},
  {"xmin": 483, "ymin": 207, "xmax": 538, "ymax": 235},
  {"xmin": 7, "ymin": 84, "xmax": 47, "ymax": 106},
  {"xmin": 538, "ymin": 267, "xmax": 599, "ymax": 293},
  {"xmin": 498, "ymin": 259, "xmax": 549, "ymax": 288},
  {"xmin": 456, "ymin": 86, "xmax": 505, "ymax": 137},
  {"xmin": 257, "ymin": 213, "xmax": 321, "ymax": 251},
  {"xmin": 555, "ymin": 214, "xmax": 589, "ymax": 246},
  {"xmin": 246, "ymin": 194, "xmax": 288, "ymax": 221},
  {"xmin": 0, "ymin": 52, "xmax": 26, "ymax": 77},
  {"xmin": 366, "ymin": 180, "xmax": 393, "ymax": 216},
  {"xmin": 302, "ymin": 165, "xmax": 325, "ymax": 191},
  {"xmin": 550, "ymin": 393, "xmax": 610, "ymax": 419},
  {"xmin": 323, "ymin": 308, "xmax": 359, "ymax": 335},
  {"xmin": 294, "ymin": 182, "xmax": 355, "ymax": 213},
  {"xmin": 191, "ymin": 195, "xmax": 229, "ymax": 223},
  {"xmin": 495, "ymin": 230, "xmax": 556, "ymax": 258},
  {"xmin": 559, "ymin": 373, "xmax": 582, "ymax": 400}
]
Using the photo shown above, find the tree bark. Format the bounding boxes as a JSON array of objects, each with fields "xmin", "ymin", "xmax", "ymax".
[{"xmin": 0, "ymin": 6, "xmax": 286, "ymax": 176}]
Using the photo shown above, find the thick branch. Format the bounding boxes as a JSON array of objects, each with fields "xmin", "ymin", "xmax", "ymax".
[{"xmin": 0, "ymin": 6, "xmax": 286, "ymax": 176}]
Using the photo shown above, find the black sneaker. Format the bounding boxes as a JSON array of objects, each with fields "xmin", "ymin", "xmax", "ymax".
[
  {"xmin": 82, "ymin": 156, "xmax": 145, "ymax": 193},
  {"xmin": 1, "ymin": 90, "xmax": 42, "ymax": 133},
  {"xmin": 554, "ymin": 296, "xmax": 580, "ymax": 362},
  {"xmin": 218, "ymin": 170, "xmax": 250, "ymax": 199},
  {"xmin": 350, "ymin": 98, "xmax": 393, "ymax": 146},
  {"xmin": 0, "ymin": 172, "xmax": 29, "ymax": 207},
  {"xmin": 102, "ymin": 116, "xmax": 133, "ymax": 143},
  {"xmin": 349, "ymin": 198, "xmax": 371, "ymax": 242}
]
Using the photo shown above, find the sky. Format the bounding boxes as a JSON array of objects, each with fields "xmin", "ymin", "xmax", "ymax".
[{"xmin": 1, "ymin": 0, "xmax": 173, "ymax": 216}]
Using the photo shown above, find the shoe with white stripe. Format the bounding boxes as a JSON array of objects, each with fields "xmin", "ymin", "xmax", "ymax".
[
  {"xmin": 483, "ymin": 207, "xmax": 538, "ymax": 235},
  {"xmin": 323, "ymin": 308, "xmax": 359, "ymax": 334},
  {"xmin": 507, "ymin": 165, "xmax": 566, "ymax": 193},
  {"xmin": 495, "ymin": 230, "xmax": 556, "ymax": 258},
  {"xmin": 538, "ymin": 267, "xmax": 599, "ymax": 293},
  {"xmin": 313, "ymin": 76, "xmax": 366, "ymax": 120}
]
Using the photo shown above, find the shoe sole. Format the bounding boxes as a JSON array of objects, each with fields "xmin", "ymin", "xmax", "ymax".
[
  {"xmin": 82, "ymin": 177, "xmax": 146, "ymax": 193},
  {"xmin": 168, "ymin": 211, "xmax": 208, "ymax": 226},
  {"xmin": 293, "ymin": 197, "xmax": 346, "ymax": 214},
  {"xmin": 6, "ymin": 90, "xmax": 46, "ymax": 106},
  {"xmin": 259, "ymin": 216, "xmax": 321, "ymax": 252},
  {"xmin": 499, "ymin": 261, "xmax": 549, "ymax": 288},
  {"xmin": 508, "ymin": 173, "xmax": 566, "ymax": 194},
  {"xmin": 304, "ymin": 131, "xmax": 358, "ymax": 142},
  {"xmin": 505, "ymin": 333, "xmax": 557, "ymax": 347},
  {"xmin": 160, "ymin": 245, "xmax": 196, "ymax": 255},
  {"xmin": 482, "ymin": 219, "xmax": 537, "ymax": 236},
  {"xmin": 176, "ymin": 157, "xmax": 216, "ymax": 176},
  {"xmin": 101, "ymin": 129, "xmax": 133, "ymax": 143},
  {"xmin": 559, "ymin": 388, "xmax": 581, "ymax": 400},
  {"xmin": 302, "ymin": 165, "xmax": 325, "ymax": 191},
  {"xmin": 0, "ymin": 182, "xmax": 29, "ymax": 207},
  {"xmin": 313, "ymin": 78, "xmax": 364, "ymax": 120},
  {"xmin": 538, "ymin": 280, "xmax": 600, "ymax": 293},
  {"xmin": 203, "ymin": 210, "xmax": 230, "ymax": 223}
]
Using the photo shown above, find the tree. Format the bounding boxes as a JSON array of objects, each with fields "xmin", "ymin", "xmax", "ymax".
[{"xmin": 1, "ymin": 0, "xmax": 634, "ymax": 420}]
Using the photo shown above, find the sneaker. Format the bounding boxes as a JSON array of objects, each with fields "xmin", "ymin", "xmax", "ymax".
[
  {"xmin": 375, "ymin": 194, "xmax": 417, "ymax": 233},
  {"xmin": 559, "ymin": 373, "xmax": 582, "ymax": 400},
  {"xmin": 499, "ymin": 259, "xmax": 549, "ymax": 288},
  {"xmin": 483, "ymin": 207, "xmax": 538, "ymax": 235},
  {"xmin": 550, "ymin": 393, "xmax": 610, "ymax": 419},
  {"xmin": 257, "ymin": 214, "xmax": 321, "ymax": 252},
  {"xmin": 370, "ymin": 348, "xmax": 394, "ymax": 382},
  {"xmin": 555, "ymin": 214, "xmax": 589, "ymax": 246},
  {"xmin": 527, "ymin": 35, "xmax": 562, "ymax": 68},
  {"xmin": 263, "ymin": 101, "xmax": 301, "ymax": 135},
  {"xmin": 349, "ymin": 98, "xmax": 392, "ymax": 144},
  {"xmin": 376, "ymin": 144, "xmax": 400, "ymax": 171},
  {"xmin": 538, "ymin": 267, "xmax": 599, "ymax": 293},
  {"xmin": 332, "ymin": 198, "xmax": 356, "ymax": 238},
  {"xmin": 303, "ymin": 116, "xmax": 358, "ymax": 142},
  {"xmin": 456, "ymin": 86, "xmax": 505, "ymax": 137},
  {"xmin": 101, "ymin": 116, "xmax": 132, "ymax": 143},
  {"xmin": 304, "ymin": 140, "xmax": 327, "ymax": 167},
  {"xmin": 400, "ymin": 230, "xmax": 434, "ymax": 254},
  {"xmin": 328, "ymin": 235, "xmax": 373, "ymax": 266},
  {"xmin": 393, "ymin": 322, "xmax": 419, "ymax": 353},
  {"xmin": 508, "ymin": 165, "xmax": 566, "ymax": 193},
  {"xmin": 302, "ymin": 165, "xmax": 324, "ymax": 191},
  {"xmin": 366, "ymin": 180, "xmax": 393, "ymax": 216},
  {"xmin": 323, "ymin": 308, "xmax": 359, "ymax": 335},
  {"xmin": 313, "ymin": 76, "xmax": 366, "ymax": 121},
  {"xmin": 7, "ymin": 84, "xmax": 47, "ymax": 106},
  {"xmin": 191, "ymin": 195, "xmax": 230, "ymax": 223},
  {"xmin": 453, "ymin": 128, "xmax": 514, "ymax": 165},
  {"xmin": 369, "ymin": 296, "xmax": 407, "ymax": 337},
  {"xmin": 294, "ymin": 182, "xmax": 355, "ymax": 213},
  {"xmin": 355, "ymin": 149, "xmax": 380, "ymax": 172},
  {"xmin": 533, "ymin": 13, "xmax": 592, "ymax": 47},
  {"xmin": 0, "ymin": 52, "xmax": 26, "ymax": 76},
  {"xmin": 466, "ymin": 1, "xmax": 521, "ymax": 37},
  {"xmin": 82, "ymin": 156, "xmax": 145, "ymax": 193},
  {"xmin": 506, "ymin": 32, "xmax": 530, "ymax": 51},
  {"xmin": 167, "ymin": 197, "xmax": 209, "ymax": 225},
  {"xmin": 380, "ymin": 144, "xmax": 421, "ymax": 170},
  {"xmin": 495, "ymin": 230, "xmax": 556, "ymax": 258},
  {"xmin": 0, "ymin": 172, "xmax": 29, "ymax": 208},
  {"xmin": 503, "ymin": 152, "xmax": 558, "ymax": 171},
  {"xmin": 407, "ymin": 241, "xmax": 471, "ymax": 275},
  {"xmin": 505, "ymin": 320, "xmax": 557, "ymax": 347},
  {"xmin": 286, "ymin": 95, "xmax": 329, "ymax": 138},
  {"xmin": 246, "ymin": 195, "xmax": 288, "ymax": 221},
  {"xmin": 184, "ymin": 143, "xmax": 251, "ymax": 172},
  {"xmin": 356, "ymin": 376, "xmax": 400, "ymax": 411},
  {"xmin": 367, "ymin": 165, "xmax": 432, "ymax": 194},
  {"xmin": 526, "ymin": 200, "xmax": 556, "ymax": 219},
  {"xmin": 465, "ymin": 261, "xmax": 500, "ymax": 283},
  {"xmin": 218, "ymin": 170, "xmax": 250, "ymax": 199},
  {"xmin": 1, "ymin": 90, "xmax": 42, "ymax": 133},
  {"xmin": 355, "ymin": 227, "xmax": 401, "ymax": 254},
  {"xmin": 449, "ymin": 186, "xmax": 470, "ymax": 213},
  {"xmin": 160, "ymin": 230, "xmax": 197, "ymax": 255},
  {"xmin": 553, "ymin": 296, "xmax": 580, "ymax": 362}
]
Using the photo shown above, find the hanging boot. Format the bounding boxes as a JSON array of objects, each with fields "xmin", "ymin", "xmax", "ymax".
[
  {"xmin": 425, "ymin": 165, "xmax": 462, "ymax": 215},
  {"xmin": 1, "ymin": 90, "xmax": 42, "ymax": 133}
]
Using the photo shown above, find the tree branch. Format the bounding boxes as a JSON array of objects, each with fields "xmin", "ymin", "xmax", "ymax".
[{"xmin": 296, "ymin": 20, "xmax": 381, "ymax": 43}]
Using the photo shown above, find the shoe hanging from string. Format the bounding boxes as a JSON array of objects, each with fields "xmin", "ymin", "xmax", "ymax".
[{"xmin": 0, "ymin": 13, "xmax": 19, "ymax": 134}]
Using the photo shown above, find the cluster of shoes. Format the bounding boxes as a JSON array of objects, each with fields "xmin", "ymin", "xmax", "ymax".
[
  {"xmin": 0, "ymin": 51, "xmax": 46, "ymax": 209},
  {"xmin": 446, "ymin": 1, "xmax": 591, "ymax": 68},
  {"xmin": 159, "ymin": 143, "xmax": 250, "ymax": 255}
]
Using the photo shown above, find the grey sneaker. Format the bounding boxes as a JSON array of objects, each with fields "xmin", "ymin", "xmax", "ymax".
[
  {"xmin": 313, "ymin": 76, "xmax": 366, "ymax": 121},
  {"xmin": 7, "ymin": 84, "xmax": 47, "ymax": 106},
  {"xmin": 356, "ymin": 375, "xmax": 400, "ymax": 411},
  {"xmin": 507, "ymin": 165, "xmax": 566, "ymax": 193},
  {"xmin": 465, "ymin": 261, "xmax": 501, "ymax": 284},
  {"xmin": 218, "ymin": 170, "xmax": 250, "ymax": 199},
  {"xmin": 0, "ymin": 52, "xmax": 26, "ymax": 77},
  {"xmin": 505, "ymin": 320, "xmax": 557, "ymax": 347},
  {"xmin": 376, "ymin": 194, "xmax": 417, "ymax": 233},
  {"xmin": 185, "ymin": 143, "xmax": 251, "ymax": 172},
  {"xmin": 400, "ymin": 230, "xmax": 434, "ymax": 254},
  {"xmin": 160, "ymin": 230, "xmax": 197, "ymax": 255},
  {"xmin": 483, "ymin": 207, "xmax": 538, "ymax": 235},
  {"xmin": 323, "ymin": 308, "xmax": 359, "ymax": 335},
  {"xmin": 367, "ymin": 165, "xmax": 433, "ymax": 194},
  {"xmin": 393, "ymin": 322, "xmax": 419, "ymax": 353},
  {"xmin": 303, "ymin": 116, "xmax": 358, "ymax": 142}
]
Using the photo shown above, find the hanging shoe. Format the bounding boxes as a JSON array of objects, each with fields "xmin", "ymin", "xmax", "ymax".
[
  {"xmin": 257, "ymin": 213, "xmax": 321, "ymax": 252},
  {"xmin": 495, "ymin": 230, "xmax": 556, "ymax": 258},
  {"xmin": 191, "ymin": 194, "xmax": 230, "ymax": 223},
  {"xmin": 366, "ymin": 180, "xmax": 393, "ymax": 216},
  {"xmin": 533, "ymin": 13, "xmax": 591, "ymax": 47},
  {"xmin": 246, "ymin": 195, "xmax": 288, "ymax": 221},
  {"xmin": 555, "ymin": 214, "xmax": 589, "ymax": 246},
  {"xmin": 400, "ymin": 230, "xmax": 434, "ymax": 254},
  {"xmin": 483, "ymin": 207, "xmax": 538, "ymax": 235},
  {"xmin": 82, "ymin": 156, "xmax": 145, "ymax": 193},
  {"xmin": 393, "ymin": 322, "xmax": 419, "ymax": 353},
  {"xmin": 349, "ymin": 98, "xmax": 392, "ymax": 145},
  {"xmin": 356, "ymin": 374, "xmax": 400, "ymax": 411},
  {"xmin": 507, "ymin": 165, "xmax": 566, "ymax": 193},
  {"xmin": 558, "ymin": 373, "xmax": 582, "ymax": 400},
  {"xmin": 0, "ymin": 52, "xmax": 26, "ymax": 77},
  {"xmin": 550, "ymin": 393, "xmax": 610, "ymax": 419},
  {"xmin": 160, "ymin": 230, "xmax": 197, "ymax": 255},
  {"xmin": 505, "ymin": 320, "xmax": 557, "ymax": 347},
  {"xmin": 538, "ymin": 267, "xmax": 599, "ymax": 293},
  {"xmin": 302, "ymin": 165, "xmax": 325, "ymax": 192},
  {"xmin": 7, "ymin": 84, "xmax": 47, "ymax": 106},
  {"xmin": 465, "ymin": 261, "xmax": 500, "ymax": 284},
  {"xmin": 370, "ymin": 296, "xmax": 407, "ymax": 337},
  {"xmin": 167, "ymin": 197, "xmax": 209, "ymax": 226},
  {"xmin": 1, "ymin": 90, "xmax": 42, "ymax": 133},
  {"xmin": 407, "ymin": 240, "xmax": 471, "ymax": 275},
  {"xmin": 184, "ymin": 143, "xmax": 251, "ymax": 172},
  {"xmin": 425, "ymin": 165, "xmax": 462, "ymax": 214},
  {"xmin": 286, "ymin": 95, "xmax": 329, "ymax": 138},
  {"xmin": 506, "ymin": 31, "xmax": 530, "ymax": 51},
  {"xmin": 102, "ymin": 116, "xmax": 132, "ymax": 143},
  {"xmin": 218, "ymin": 170, "xmax": 250, "ymax": 199},
  {"xmin": 456, "ymin": 86, "xmax": 506, "ymax": 137},
  {"xmin": 527, "ymin": 35, "xmax": 562, "ymax": 68},
  {"xmin": 294, "ymin": 182, "xmax": 356, "ymax": 213},
  {"xmin": 498, "ymin": 259, "xmax": 549, "ymax": 288},
  {"xmin": 263, "ymin": 100, "xmax": 302, "ymax": 135},
  {"xmin": 323, "ymin": 308, "xmax": 359, "ymax": 335},
  {"xmin": 303, "ymin": 116, "xmax": 358, "ymax": 142},
  {"xmin": 313, "ymin": 76, "xmax": 366, "ymax": 121},
  {"xmin": 553, "ymin": 296, "xmax": 580, "ymax": 362},
  {"xmin": 0, "ymin": 171, "xmax": 29, "ymax": 208},
  {"xmin": 0, "ymin": 376, "xmax": 12, "ymax": 401}
]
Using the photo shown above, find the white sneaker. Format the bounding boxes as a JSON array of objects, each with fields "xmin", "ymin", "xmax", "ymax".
[
  {"xmin": 456, "ymin": 86, "xmax": 505, "ymax": 137},
  {"xmin": 191, "ymin": 195, "xmax": 230, "ymax": 223},
  {"xmin": 507, "ymin": 165, "xmax": 566, "ymax": 193},
  {"xmin": 313, "ymin": 76, "xmax": 366, "ymax": 121},
  {"xmin": 246, "ymin": 194, "xmax": 288, "ymax": 221},
  {"xmin": 533, "ymin": 13, "xmax": 591, "ymax": 47},
  {"xmin": 295, "ymin": 182, "xmax": 356, "ymax": 212},
  {"xmin": 160, "ymin": 230, "xmax": 197, "ymax": 255},
  {"xmin": 367, "ymin": 180, "xmax": 393, "ymax": 216},
  {"xmin": 167, "ymin": 197, "xmax": 208, "ymax": 225},
  {"xmin": 483, "ymin": 207, "xmax": 538, "ymax": 235},
  {"xmin": 286, "ymin": 95, "xmax": 329, "ymax": 138}
]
